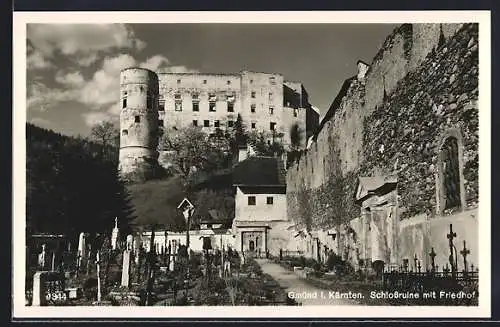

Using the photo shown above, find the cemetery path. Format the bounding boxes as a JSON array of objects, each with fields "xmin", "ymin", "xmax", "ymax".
[{"xmin": 255, "ymin": 259, "xmax": 358, "ymax": 305}]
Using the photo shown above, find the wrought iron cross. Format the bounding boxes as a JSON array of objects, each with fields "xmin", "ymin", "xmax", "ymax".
[
  {"xmin": 429, "ymin": 247, "xmax": 437, "ymax": 272},
  {"xmin": 447, "ymin": 224, "xmax": 457, "ymax": 277},
  {"xmin": 460, "ymin": 240, "xmax": 470, "ymax": 272}
]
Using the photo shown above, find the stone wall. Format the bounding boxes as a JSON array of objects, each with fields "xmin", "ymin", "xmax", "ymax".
[{"xmin": 285, "ymin": 23, "xmax": 479, "ymax": 266}]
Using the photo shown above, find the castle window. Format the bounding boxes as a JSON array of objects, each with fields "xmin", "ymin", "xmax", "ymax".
[
  {"xmin": 269, "ymin": 93, "xmax": 273, "ymax": 101},
  {"xmin": 250, "ymin": 79, "xmax": 253, "ymax": 84},
  {"xmin": 227, "ymin": 80, "xmax": 231, "ymax": 85},
  {"xmin": 192, "ymin": 93, "xmax": 199, "ymax": 100},
  {"xmin": 214, "ymin": 120, "xmax": 220, "ymax": 128},
  {"xmin": 248, "ymin": 196, "xmax": 256, "ymax": 205},
  {"xmin": 269, "ymin": 77, "xmax": 276, "ymax": 85},
  {"xmin": 177, "ymin": 79, "xmax": 181, "ymax": 84},
  {"xmin": 269, "ymin": 107, "xmax": 274, "ymax": 115},
  {"xmin": 270, "ymin": 122, "xmax": 276, "ymax": 131},
  {"xmin": 122, "ymin": 98, "xmax": 127, "ymax": 109},
  {"xmin": 266, "ymin": 196, "xmax": 274, "ymax": 205},
  {"xmin": 135, "ymin": 116, "xmax": 140, "ymax": 123},
  {"xmin": 209, "ymin": 102, "xmax": 216, "ymax": 112},
  {"xmin": 440, "ymin": 136, "xmax": 462, "ymax": 211},
  {"xmin": 251, "ymin": 91, "xmax": 256, "ymax": 98},
  {"xmin": 140, "ymin": 86, "xmax": 144, "ymax": 92},
  {"xmin": 192, "ymin": 102, "xmax": 199, "ymax": 112},
  {"xmin": 193, "ymin": 120, "xmax": 198, "ymax": 126},
  {"xmin": 204, "ymin": 120, "xmax": 210, "ymax": 127},
  {"xmin": 158, "ymin": 119, "xmax": 164, "ymax": 126},
  {"xmin": 175, "ymin": 101, "xmax": 182, "ymax": 111},
  {"xmin": 251, "ymin": 122, "xmax": 256, "ymax": 129},
  {"xmin": 294, "ymin": 108, "xmax": 298, "ymax": 117},
  {"xmin": 251, "ymin": 104, "xmax": 256, "ymax": 113},
  {"xmin": 228, "ymin": 103, "xmax": 234, "ymax": 112},
  {"xmin": 122, "ymin": 129, "xmax": 128, "ymax": 136},
  {"xmin": 159, "ymin": 102, "xmax": 165, "ymax": 111},
  {"xmin": 203, "ymin": 79, "xmax": 207, "ymax": 84},
  {"xmin": 228, "ymin": 120, "xmax": 234, "ymax": 128}
]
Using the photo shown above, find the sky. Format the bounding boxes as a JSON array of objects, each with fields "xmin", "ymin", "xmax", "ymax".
[{"xmin": 26, "ymin": 23, "xmax": 397, "ymax": 137}]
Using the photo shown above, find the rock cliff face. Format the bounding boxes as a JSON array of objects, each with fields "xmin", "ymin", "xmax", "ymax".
[{"xmin": 287, "ymin": 23, "xmax": 479, "ymax": 229}]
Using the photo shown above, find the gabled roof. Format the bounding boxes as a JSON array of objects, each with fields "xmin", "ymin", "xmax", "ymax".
[
  {"xmin": 356, "ymin": 175, "xmax": 398, "ymax": 202},
  {"xmin": 233, "ymin": 156, "xmax": 286, "ymax": 187}
]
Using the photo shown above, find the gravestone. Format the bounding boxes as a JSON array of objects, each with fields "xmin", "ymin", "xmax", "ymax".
[
  {"xmin": 111, "ymin": 217, "xmax": 120, "ymax": 250},
  {"xmin": 126, "ymin": 234, "xmax": 133, "ymax": 251},
  {"xmin": 38, "ymin": 244, "xmax": 47, "ymax": 269},
  {"xmin": 121, "ymin": 250, "xmax": 131, "ymax": 288},
  {"xmin": 32, "ymin": 271, "xmax": 66, "ymax": 306}
]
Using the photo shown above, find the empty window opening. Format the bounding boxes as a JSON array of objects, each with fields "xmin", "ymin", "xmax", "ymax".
[
  {"xmin": 193, "ymin": 120, "xmax": 198, "ymax": 126},
  {"xmin": 122, "ymin": 98, "xmax": 127, "ymax": 108},
  {"xmin": 248, "ymin": 196, "xmax": 256, "ymax": 205},
  {"xmin": 209, "ymin": 102, "xmax": 216, "ymax": 112},
  {"xmin": 251, "ymin": 104, "xmax": 256, "ymax": 113},
  {"xmin": 267, "ymin": 196, "xmax": 274, "ymax": 205},
  {"xmin": 135, "ymin": 116, "xmax": 140, "ymax": 123},
  {"xmin": 122, "ymin": 129, "xmax": 128, "ymax": 136},
  {"xmin": 204, "ymin": 120, "xmax": 210, "ymax": 127},
  {"xmin": 192, "ymin": 102, "xmax": 199, "ymax": 112}
]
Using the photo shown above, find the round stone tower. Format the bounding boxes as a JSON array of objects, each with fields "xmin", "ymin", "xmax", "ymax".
[{"xmin": 118, "ymin": 67, "xmax": 160, "ymax": 182}]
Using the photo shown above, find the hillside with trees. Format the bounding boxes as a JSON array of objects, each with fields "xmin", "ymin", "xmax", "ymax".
[{"xmin": 26, "ymin": 123, "xmax": 135, "ymax": 240}]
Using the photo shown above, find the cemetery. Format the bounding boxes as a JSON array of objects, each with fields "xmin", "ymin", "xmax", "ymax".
[{"xmin": 25, "ymin": 221, "xmax": 299, "ymax": 307}]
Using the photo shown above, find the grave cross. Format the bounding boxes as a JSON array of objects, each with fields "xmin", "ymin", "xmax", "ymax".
[
  {"xmin": 429, "ymin": 247, "xmax": 437, "ymax": 273},
  {"xmin": 443, "ymin": 263, "xmax": 450, "ymax": 276},
  {"xmin": 413, "ymin": 254, "xmax": 418, "ymax": 272},
  {"xmin": 460, "ymin": 240, "xmax": 470, "ymax": 273},
  {"xmin": 417, "ymin": 259, "xmax": 422, "ymax": 274},
  {"xmin": 470, "ymin": 264, "xmax": 475, "ymax": 273},
  {"xmin": 447, "ymin": 224, "xmax": 457, "ymax": 278}
]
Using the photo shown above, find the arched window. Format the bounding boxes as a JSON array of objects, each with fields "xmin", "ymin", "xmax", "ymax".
[
  {"xmin": 442, "ymin": 137, "xmax": 461, "ymax": 210},
  {"xmin": 437, "ymin": 129, "xmax": 465, "ymax": 214}
]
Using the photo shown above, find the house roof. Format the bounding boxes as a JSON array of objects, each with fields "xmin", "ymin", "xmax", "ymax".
[
  {"xmin": 233, "ymin": 156, "xmax": 286, "ymax": 187},
  {"xmin": 356, "ymin": 175, "xmax": 398, "ymax": 202}
]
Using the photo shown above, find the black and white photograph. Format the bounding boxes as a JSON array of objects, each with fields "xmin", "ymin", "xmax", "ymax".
[{"xmin": 13, "ymin": 11, "xmax": 491, "ymax": 318}]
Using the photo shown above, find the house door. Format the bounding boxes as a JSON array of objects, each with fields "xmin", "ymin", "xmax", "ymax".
[{"xmin": 249, "ymin": 240, "xmax": 255, "ymax": 252}]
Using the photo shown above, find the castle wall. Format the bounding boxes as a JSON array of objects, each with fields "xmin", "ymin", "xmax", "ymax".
[{"xmin": 285, "ymin": 23, "xmax": 479, "ymax": 268}]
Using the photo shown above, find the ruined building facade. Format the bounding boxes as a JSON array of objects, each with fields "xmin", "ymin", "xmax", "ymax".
[
  {"xmin": 118, "ymin": 69, "xmax": 318, "ymax": 181},
  {"xmin": 285, "ymin": 23, "xmax": 479, "ymax": 273},
  {"xmin": 158, "ymin": 71, "xmax": 318, "ymax": 147}
]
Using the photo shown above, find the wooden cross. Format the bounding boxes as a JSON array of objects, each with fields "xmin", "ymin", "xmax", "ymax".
[
  {"xmin": 447, "ymin": 224, "xmax": 457, "ymax": 277},
  {"xmin": 429, "ymin": 247, "xmax": 437, "ymax": 272},
  {"xmin": 460, "ymin": 240, "xmax": 470, "ymax": 272}
]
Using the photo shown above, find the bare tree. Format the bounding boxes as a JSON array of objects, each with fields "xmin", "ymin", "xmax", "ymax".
[
  {"xmin": 159, "ymin": 126, "xmax": 231, "ymax": 187},
  {"xmin": 90, "ymin": 120, "xmax": 119, "ymax": 148}
]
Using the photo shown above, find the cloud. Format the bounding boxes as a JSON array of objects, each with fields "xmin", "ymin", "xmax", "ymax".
[
  {"xmin": 27, "ymin": 80, "xmax": 78, "ymax": 112},
  {"xmin": 28, "ymin": 117, "xmax": 52, "ymax": 128},
  {"xmin": 82, "ymin": 111, "xmax": 117, "ymax": 127},
  {"xmin": 140, "ymin": 55, "xmax": 170, "ymax": 71},
  {"xmin": 55, "ymin": 71, "xmax": 85, "ymax": 87},
  {"xmin": 27, "ymin": 24, "xmax": 146, "ymax": 67},
  {"xmin": 27, "ymin": 44, "xmax": 54, "ymax": 70}
]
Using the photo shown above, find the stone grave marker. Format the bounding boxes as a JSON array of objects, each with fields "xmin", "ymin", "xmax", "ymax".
[
  {"xmin": 32, "ymin": 271, "xmax": 67, "ymax": 306},
  {"xmin": 121, "ymin": 249, "xmax": 131, "ymax": 287}
]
